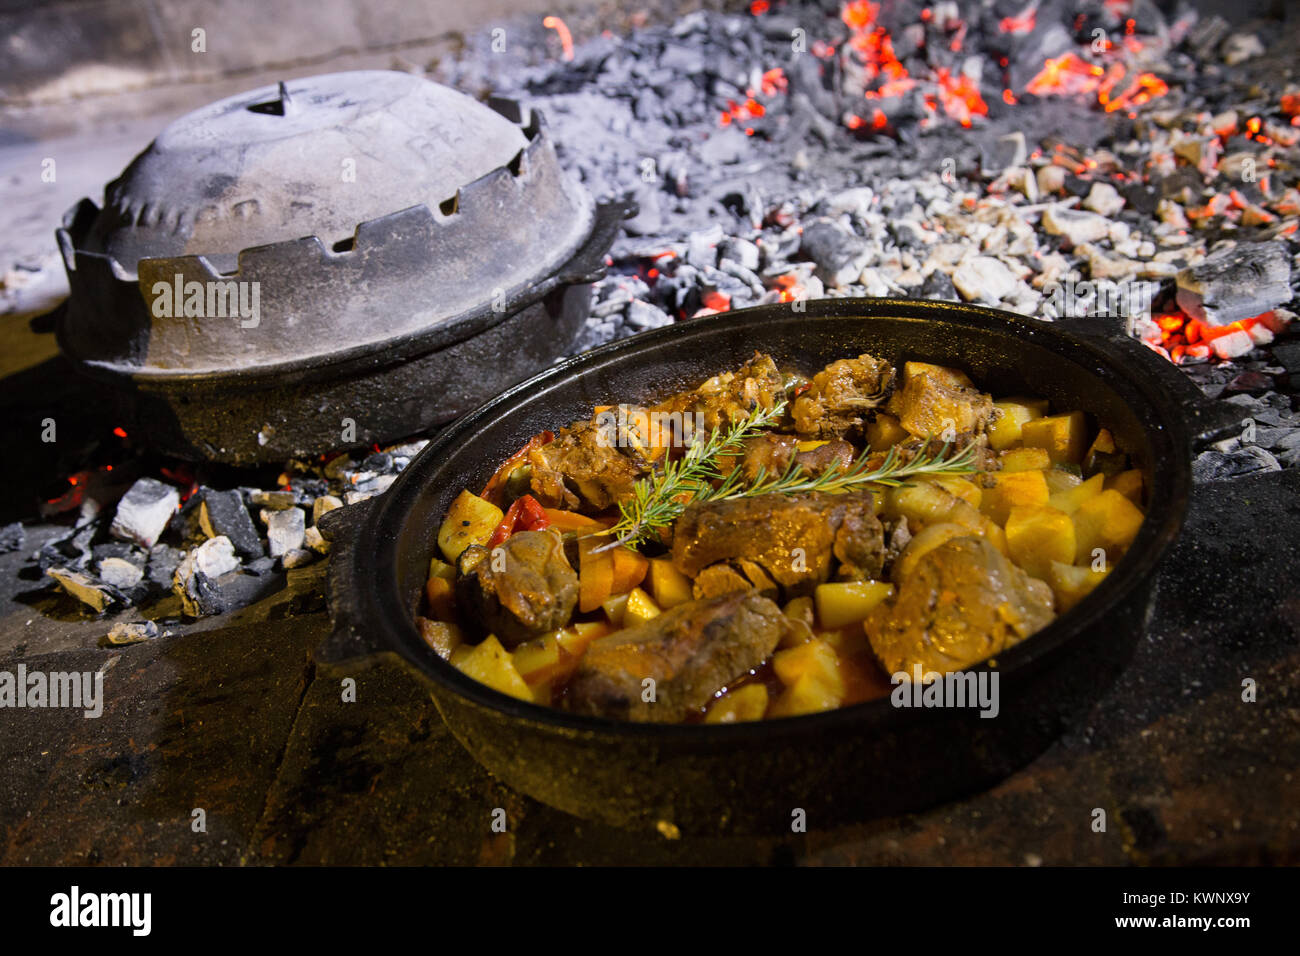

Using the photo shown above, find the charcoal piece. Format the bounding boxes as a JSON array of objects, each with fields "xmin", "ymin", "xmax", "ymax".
[
  {"xmin": 1176, "ymin": 242, "xmax": 1292, "ymax": 327},
  {"xmin": 97, "ymin": 557, "xmax": 144, "ymax": 589},
  {"xmin": 980, "ymin": 131, "xmax": 1026, "ymax": 174},
  {"xmin": 110, "ymin": 478, "xmax": 179, "ymax": 549},
  {"xmin": 91, "ymin": 541, "xmax": 140, "ymax": 565},
  {"xmin": 146, "ymin": 544, "xmax": 185, "ymax": 590},
  {"xmin": 626, "ymin": 299, "xmax": 672, "ymax": 331},
  {"xmin": 0, "ymin": 522, "xmax": 24, "ymax": 554},
  {"xmin": 245, "ymin": 556, "xmax": 277, "ymax": 576},
  {"xmin": 167, "ymin": 493, "xmax": 205, "ymax": 545},
  {"xmin": 47, "ymin": 567, "xmax": 120, "ymax": 613},
  {"xmin": 282, "ymin": 548, "xmax": 316, "ymax": 569},
  {"xmin": 267, "ymin": 508, "xmax": 306, "ymax": 557},
  {"xmin": 249, "ymin": 490, "xmax": 296, "ymax": 510},
  {"xmin": 199, "ymin": 488, "xmax": 263, "ymax": 560},
  {"xmin": 919, "ymin": 269, "xmax": 959, "ymax": 301},
  {"xmin": 104, "ymin": 620, "xmax": 161, "ymax": 646},
  {"xmin": 1192, "ymin": 446, "xmax": 1280, "ymax": 483},
  {"xmin": 799, "ymin": 219, "xmax": 866, "ymax": 288}
]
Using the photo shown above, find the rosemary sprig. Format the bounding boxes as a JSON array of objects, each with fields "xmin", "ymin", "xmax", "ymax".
[
  {"xmin": 593, "ymin": 399, "xmax": 788, "ymax": 552},
  {"xmin": 597, "ymin": 402, "xmax": 980, "ymax": 552}
]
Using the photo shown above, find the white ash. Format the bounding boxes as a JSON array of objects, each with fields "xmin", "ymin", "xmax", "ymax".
[{"xmin": 266, "ymin": 508, "xmax": 306, "ymax": 558}]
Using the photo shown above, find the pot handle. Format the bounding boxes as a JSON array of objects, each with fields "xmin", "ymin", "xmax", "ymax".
[
  {"xmin": 1055, "ymin": 317, "xmax": 1244, "ymax": 450},
  {"xmin": 315, "ymin": 498, "xmax": 391, "ymax": 667},
  {"xmin": 555, "ymin": 196, "xmax": 639, "ymax": 286}
]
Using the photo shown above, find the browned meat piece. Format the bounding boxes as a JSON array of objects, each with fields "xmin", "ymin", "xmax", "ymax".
[
  {"xmin": 566, "ymin": 591, "xmax": 792, "ymax": 721},
  {"xmin": 455, "ymin": 530, "xmax": 578, "ymax": 647},
  {"xmin": 792, "ymin": 354, "xmax": 896, "ymax": 439},
  {"xmin": 692, "ymin": 563, "xmax": 752, "ymax": 599},
  {"xmin": 526, "ymin": 419, "xmax": 648, "ymax": 512},
  {"xmin": 671, "ymin": 492, "xmax": 884, "ymax": 597},
  {"xmin": 655, "ymin": 351, "xmax": 785, "ymax": 435},
  {"xmin": 864, "ymin": 535, "xmax": 1055, "ymax": 676},
  {"xmin": 885, "ymin": 362, "xmax": 994, "ymax": 441},
  {"xmin": 725, "ymin": 434, "xmax": 856, "ymax": 482}
]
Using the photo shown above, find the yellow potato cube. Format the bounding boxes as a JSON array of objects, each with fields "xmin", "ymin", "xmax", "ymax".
[
  {"xmin": 1072, "ymin": 489, "xmax": 1145, "ymax": 565},
  {"xmin": 814, "ymin": 580, "xmax": 896, "ymax": 629},
  {"xmin": 998, "ymin": 447, "xmax": 1052, "ymax": 472},
  {"xmin": 437, "ymin": 490, "xmax": 504, "ymax": 562},
  {"xmin": 623, "ymin": 587, "xmax": 661, "ymax": 626},
  {"xmin": 769, "ymin": 639, "xmax": 845, "ymax": 717},
  {"xmin": 1004, "ymin": 506, "xmax": 1076, "ymax": 581},
  {"xmin": 428, "ymin": 557, "xmax": 456, "ymax": 580},
  {"xmin": 1106, "ymin": 469, "xmax": 1144, "ymax": 505},
  {"xmin": 705, "ymin": 684, "xmax": 769, "ymax": 723},
  {"xmin": 601, "ymin": 591, "xmax": 630, "ymax": 627},
  {"xmin": 453, "ymin": 635, "xmax": 533, "ymax": 702},
  {"xmin": 1049, "ymin": 561, "xmax": 1111, "ymax": 612},
  {"xmin": 1020, "ymin": 411, "xmax": 1088, "ymax": 465},
  {"xmin": 988, "ymin": 397, "xmax": 1048, "ymax": 450},
  {"xmin": 1047, "ymin": 472, "xmax": 1104, "ymax": 514},
  {"xmin": 866, "ymin": 413, "xmax": 909, "ymax": 452},
  {"xmin": 979, "ymin": 469, "xmax": 1050, "ymax": 526},
  {"xmin": 920, "ymin": 474, "xmax": 983, "ymax": 508},
  {"xmin": 647, "ymin": 558, "xmax": 693, "ymax": 609},
  {"xmin": 884, "ymin": 481, "xmax": 960, "ymax": 527}
]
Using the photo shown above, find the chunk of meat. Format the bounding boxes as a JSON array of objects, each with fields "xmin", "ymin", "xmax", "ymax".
[
  {"xmin": 527, "ymin": 419, "xmax": 648, "ymax": 512},
  {"xmin": 864, "ymin": 535, "xmax": 1055, "ymax": 676},
  {"xmin": 671, "ymin": 492, "xmax": 884, "ymax": 597},
  {"xmin": 691, "ymin": 560, "xmax": 779, "ymax": 601},
  {"xmin": 725, "ymin": 434, "xmax": 856, "ymax": 482},
  {"xmin": 655, "ymin": 352, "xmax": 785, "ymax": 434},
  {"xmin": 455, "ymin": 529, "xmax": 578, "ymax": 647},
  {"xmin": 792, "ymin": 354, "xmax": 896, "ymax": 439},
  {"xmin": 566, "ymin": 591, "xmax": 792, "ymax": 721},
  {"xmin": 885, "ymin": 362, "xmax": 994, "ymax": 441}
]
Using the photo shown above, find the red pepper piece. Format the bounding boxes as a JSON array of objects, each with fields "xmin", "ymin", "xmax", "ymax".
[
  {"xmin": 480, "ymin": 431, "xmax": 554, "ymax": 505},
  {"xmin": 486, "ymin": 494, "xmax": 550, "ymax": 548}
]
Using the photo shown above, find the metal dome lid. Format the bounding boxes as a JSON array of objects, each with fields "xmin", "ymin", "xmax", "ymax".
[{"xmin": 56, "ymin": 71, "xmax": 598, "ymax": 376}]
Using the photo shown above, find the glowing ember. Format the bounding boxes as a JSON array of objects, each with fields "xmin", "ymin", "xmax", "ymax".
[
  {"xmin": 542, "ymin": 15, "xmax": 574, "ymax": 62},
  {"xmin": 1027, "ymin": 52, "xmax": 1168, "ymax": 114},
  {"xmin": 999, "ymin": 6, "xmax": 1037, "ymax": 35}
]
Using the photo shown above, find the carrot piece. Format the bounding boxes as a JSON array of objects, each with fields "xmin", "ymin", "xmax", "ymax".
[
  {"xmin": 578, "ymin": 537, "xmax": 615, "ymax": 613},
  {"xmin": 609, "ymin": 546, "xmax": 650, "ymax": 594},
  {"xmin": 542, "ymin": 508, "xmax": 611, "ymax": 532}
]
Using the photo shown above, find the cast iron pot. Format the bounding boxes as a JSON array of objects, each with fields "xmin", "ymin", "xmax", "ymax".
[{"xmin": 320, "ymin": 298, "xmax": 1239, "ymax": 834}]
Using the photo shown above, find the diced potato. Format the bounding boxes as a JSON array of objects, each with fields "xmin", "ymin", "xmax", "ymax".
[
  {"xmin": 1020, "ymin": 411, "xmax": 1088, "ymax": 465},
  {"xmin": 979, "ymin": 470, "xmax": 1049, "ymax": 526},
  {"xmin": 920, "ymin": 474, "xmax": 983, "ymax": 508},
  {"xmin": 941, "ymin": 500, "xmax": 1009, "ymax": 554},
  {"xmin": 780, "ymin": 596, "xmax": 816, "ymax": 648},
  {"xmin": 424, "ymin": 575, "xmax": 456, "ymax": 621},
  {"xmin": 647, "ymin": 557, "xmax": 693, "ymax": 609},
  {"xmin": 1043, "ymin": 467, "xmax": 1083, "ymax": 495},
  {"xmin": 892, "ymin": 522, "xmax": 971, "ymax": 581},
  {"xmin": 513, "ymin": 629, "xmax": 575, "ymax": 686},
  {"xmin": 866, "ymin": 413, "xmax": 909, "ymax": 452},
  {"xmin": 1072, "ymin": 489, "xmax": 1145, "ymax": 565},
  {"xmin": 814, "ymin": 581, "xmax": 895, "ymax": 629},
  {"xmin": 705, "ymin": 684, "xmax": 769, "ymax": 723},
  {"xmin": 428, "ymin": 557, "xmax": 456, "ymax": 580},
  {"xmin": 1049, "ymin": 561, "xmax": 1111, "ymax": 612},
  {"xmin": 1047, "ymin": 472, "xmax": 1105, "ymax": 514},
  {"xmin": 769, "ymin": 639, "xmax": 845, "ymax": 717},
  {"xmin": 1004, "ymin": 506, "xmax": 1076, "ymax": 581},
  {"xmin": 601, "ymin": 591, "xmax": 630, "ymax": 627},
  {"xmin": 1106, "ymin": 469, "xmax": 1144, "ymax": 505},
  {"xmin": 819, "ymin": 625, "xmax": 870, "ymax": 657},
  {"xmin": 418, "ymin": 617, "xmax": 463, "ymax": 660},
  {"xmin": 988, "ymin": 397, "xmax": 1048, "ymax": 450},
  {"xmin": 623, "ymin": 587, "xmax": 661, "ymax": 626},
  {"xmin": 437, "ymin": 490, "xmax": 504, "ymax": 562},
  {"xmin": 557, "ymin": 620, "xmax": 611, "ymax": 658},
  {"xmin": 884, "ymin": 481, "xmax": 960, "ymax": 527},
  {"xmin": 998, "ymin": 447, "xmax": 1052, "ymax": 472},
  {"xmin": 452, "ymin": 635, "xmax": 533, "ymax": 702}
]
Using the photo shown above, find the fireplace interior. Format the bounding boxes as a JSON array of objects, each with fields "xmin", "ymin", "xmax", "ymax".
[{"xmin": 0, "ymin": 0, "xmax": 1297, "ymax": 865}]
